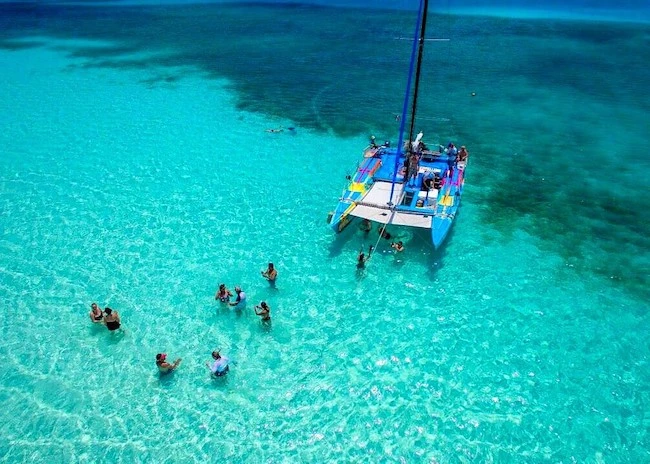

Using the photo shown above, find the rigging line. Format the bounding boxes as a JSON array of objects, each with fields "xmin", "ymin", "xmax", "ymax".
[
  {"xmin": 368, "ymin": 224, "xmax": 385, "ymax": 262},
  {"xmin": 367, "ymin": 209, "xmax": 395, "ymax": 262},
  {"xmin": 394, "ymin": 37, "xmax": 449, "ymax": 41}
]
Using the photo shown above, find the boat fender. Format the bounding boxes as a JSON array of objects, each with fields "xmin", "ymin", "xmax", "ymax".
[{"xmin": 327, "ymin": 211, "xmax": 334, "ymax": 223}]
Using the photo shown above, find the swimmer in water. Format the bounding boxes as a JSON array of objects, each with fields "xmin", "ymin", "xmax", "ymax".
[
  {"xmin": 391, "ymin": 241, "xmax": 404, "ymax": 252},
  {"xmin": 254, "ymin": 301, "xmax": 271, "ymax": 323},
  {"xmin": 103, "ymin": 307, "xmax": 121, "ymax": 332},
  {"xmin": 265, "ymin": 127, "xmax": 284, "ymax": 133},
  {"xmin": 89, "ymin": 302, "xmax": 103, "ymax": 323},
  {"xmin": 229, "ymin": 286, "xmax": 246, "ymax": 308},
  {"xmin": 261, "ymin": 262, "xmax": 277, "ymax": 283},
  {"xmin": 215, "ymin": 283, "xmax": 233, "ymax": 303},
  {"xmin": 206, "ymin": 351, "xmax": 230, "ymax": 377},
  {"xmin": 156, "ymin": 353, "xmax": 182, "ymax": 374},
  {"xmin": 356, "ymin": 245, "xmax": 374, "ymax": 268}
]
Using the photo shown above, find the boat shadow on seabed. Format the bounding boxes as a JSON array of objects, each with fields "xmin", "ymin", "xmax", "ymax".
[{"xmin": 327, "ymin": 215, "xmax": 360, "ymax": 259}]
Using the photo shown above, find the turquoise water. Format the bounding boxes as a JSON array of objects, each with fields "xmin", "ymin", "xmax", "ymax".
[{"xmin": 1, "ymin": 3, "xmax": 649, "ymax": 463}]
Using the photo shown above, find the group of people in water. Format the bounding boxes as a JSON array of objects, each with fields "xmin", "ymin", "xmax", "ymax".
[
  {"xmin": 89, "ymin": 261, "xmax": 279, "ymax": 378},
  {"xmin": 89, "ymin": 303, "xmax": 122, "ymax": 331},
  {"xmin": 154, "ymin": 350, "xmax": 230, "ymax": 377},
  {"xmin": 356, "ymin": 219, "xmax": 405, "ymax": 268}
]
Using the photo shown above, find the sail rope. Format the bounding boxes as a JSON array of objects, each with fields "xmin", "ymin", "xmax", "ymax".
[{"xmin": 367, "ymin": 209, "xmax": 396, "ymax": 262}]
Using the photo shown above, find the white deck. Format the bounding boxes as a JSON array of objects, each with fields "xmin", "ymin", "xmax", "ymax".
[{"xmin": 347, "ymin": 181, "xmax": 435, "ymax": 229}]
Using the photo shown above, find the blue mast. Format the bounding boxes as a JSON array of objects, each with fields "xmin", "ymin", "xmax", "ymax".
[{"xmin": 389, "ymin": 0, "xmax": 429, "ymax": 206}]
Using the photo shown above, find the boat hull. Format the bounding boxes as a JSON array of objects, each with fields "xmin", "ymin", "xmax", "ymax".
[{"xmin": 329, "ymin": 156, "xmax": 381, "ymax": 233}]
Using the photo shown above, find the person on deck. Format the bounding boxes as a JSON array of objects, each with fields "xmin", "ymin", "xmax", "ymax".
[
  {"xmin": 446, "ymin": 143, "xmax": 457, "ymax": 176},
  {"xmin": 407, "ymin": 152, "xmax": 420, "ymax": 186},
  {"xmin": 458, "ymin": 145, "xmax": 469, "ymax": 162},
  {"xmin": 422, "ymin": 174, "xmax": 434, "ymax": 192},
  {"xmin": 391, "ymin": 241, "xmax": 405, "ymax": 252}
]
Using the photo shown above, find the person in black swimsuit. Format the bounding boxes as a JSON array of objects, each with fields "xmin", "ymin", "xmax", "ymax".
[
  {"xmin": 89, "ymin": 303, "xmax": 103, "ymax": 323},
  {"xmin": 378, "ymin": 228, "xmax": 392, "ymax": 240},
  {"xmin": 103, "ymin": 307, "xmax": 121, "ymax": 331}
]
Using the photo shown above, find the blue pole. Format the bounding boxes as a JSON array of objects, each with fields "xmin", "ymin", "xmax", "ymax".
[{"xmin": 388, "ymin": 0, "xmax": 424, "ymax": 206}]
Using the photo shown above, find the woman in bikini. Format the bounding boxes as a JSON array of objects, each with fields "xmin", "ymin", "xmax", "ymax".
[
  {"xmin": 89, "ymin": 302, "xmax": 104, "ymax": 323},
  {"xmin": 215, "ymin": 283, "xmax": 233, "ymax": 303},
  {"xmin": 254, "ymin": 301, "xmax": 271, "ymax": 323}
]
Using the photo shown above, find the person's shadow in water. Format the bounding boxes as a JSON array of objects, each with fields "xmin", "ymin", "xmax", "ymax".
[
  {"xmin": 156, "ymin": 370, "xmax": 179, "ymax": 390},
  {"xmin": 259, "ymin": 320, "xmax": 272, "ymax": 334},
  {"xmin": 105, "ymin": 328, "xmax": 127, "ymax": 344}
]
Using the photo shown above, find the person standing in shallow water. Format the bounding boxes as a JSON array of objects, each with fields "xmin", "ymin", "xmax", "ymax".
[
  {"xmin": 357, "ymin": 245, "xmax": 374, "ymax": 269},
  {"xmin": 206, "ymin": 351, "xmax": 230, "ymax": 377},
  {"xmin": 261, "ymin": 262, "xmax": 277, "ymax": 283},
  {"xmin": 229, "ymin": 286, "xmax": 246, "ymax": 308},
  {"xmin": 254, "ymin": 301, "xmax": 271, "ymax": 323},
  {"xmin": 103, "ymin": 307, "xmax": 121, "ymax": 331},
  {"xmin": 89, "ymin": 303, "xmax": 103, "ymax": 323},
  {"xmin": 215, "ymin": 283, "xmax": 232, "ymax": 303},
  {"xmin": 156, "ymin": 353, "xmax": 182, "ymax": 374},
  {"xmin": 391, "ymin": 241, "xmax": 404, "ymax": 252}
]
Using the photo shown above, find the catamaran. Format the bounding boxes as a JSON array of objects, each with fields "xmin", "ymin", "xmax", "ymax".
[{"xmin": 328, "ymin": 0, "xmax": 468, "ymax": 249}]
